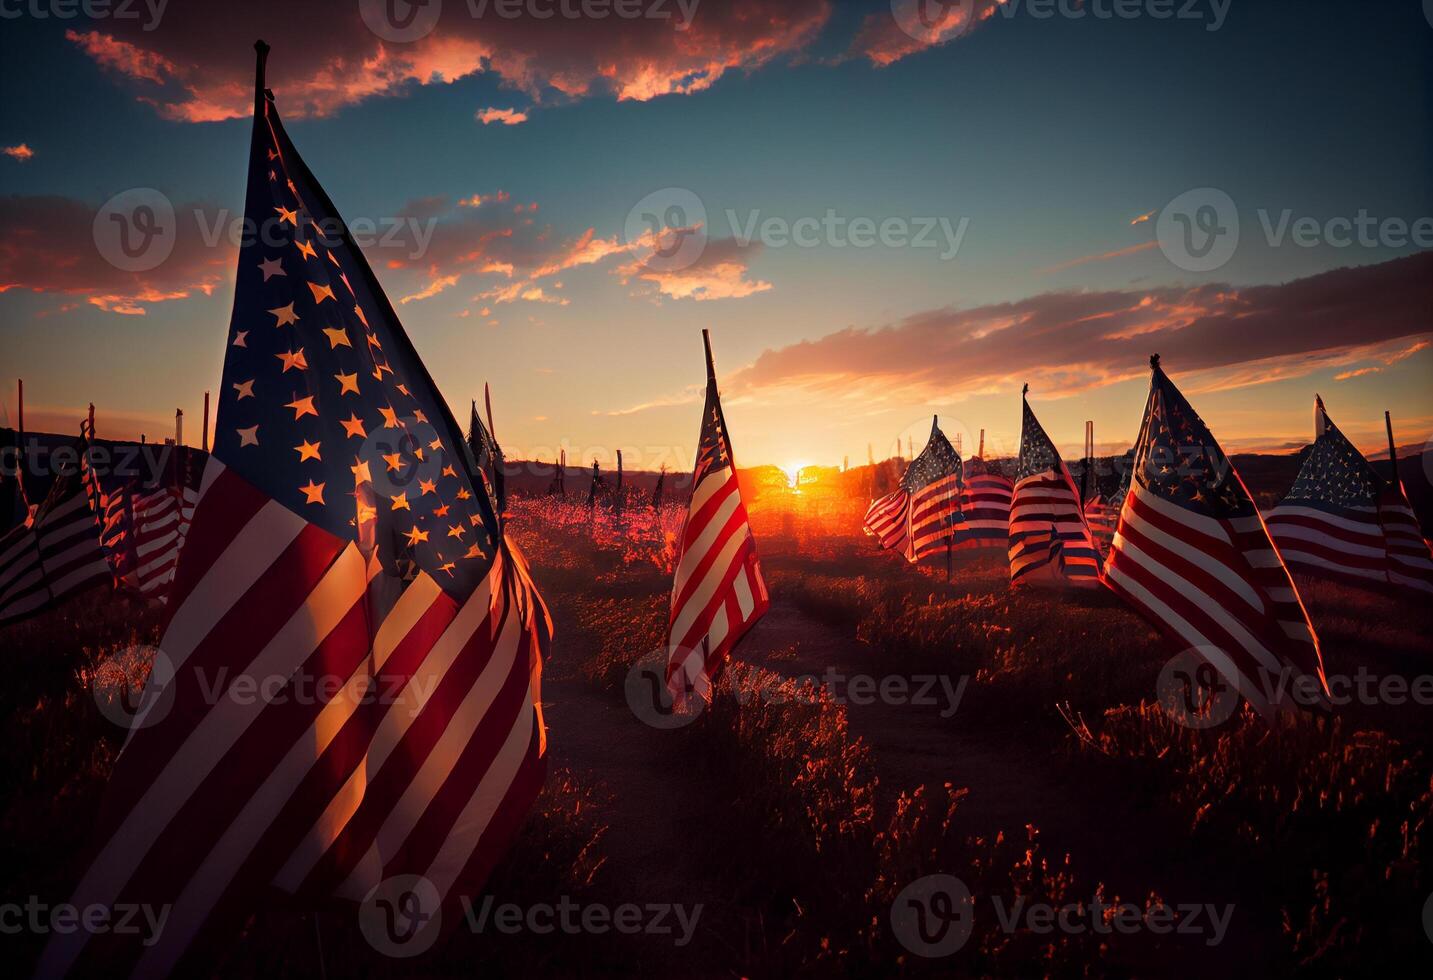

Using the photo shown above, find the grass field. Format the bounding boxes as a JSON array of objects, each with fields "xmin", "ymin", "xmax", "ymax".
[{"xmin": 3, "ymin": 483, "xmax": 1432, "ymax": 977}]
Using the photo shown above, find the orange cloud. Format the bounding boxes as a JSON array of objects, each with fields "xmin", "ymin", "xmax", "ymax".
[
  {"xmin": 1038, "ymin": 240, "xmax": 1158, "ymax": 274},
  {"xmin": 849, "ymin": 0, "xmax": 1003, "ymax": 68},
  {"xmin": 477, "ymin": 107, "xmax": 528, "ymax": 126},
  {"xmin": 68, "ymin": 2, "xmax": 832, "ymax": 122},
  {"xmin": 3, "ymin": 143, "xmax": 34, "ymax": 162}
]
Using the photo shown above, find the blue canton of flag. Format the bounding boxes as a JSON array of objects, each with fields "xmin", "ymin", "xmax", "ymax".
[{"xmin": 216, "ymin": 92, "xmax": 498, "ymax": 592}]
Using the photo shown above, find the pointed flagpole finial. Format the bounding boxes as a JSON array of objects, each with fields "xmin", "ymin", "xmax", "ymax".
[
  {"xmin": 1022, "ymin": 382, "xmax": 1029, "ymax": 397},
  {"xmin": 931, "ymin": 414, "xmax": 939, "ymax": 432},
  {"xmin": 701, "ymin": 329, "xmax": 717, "ymax": 386},
  {"xmin": 254, "ymin": 40, "xmax": 271, "ymax": 108},
  {"xmin": 1150, "ymin": 353, "xmax": 1161, "ymax": 369}
]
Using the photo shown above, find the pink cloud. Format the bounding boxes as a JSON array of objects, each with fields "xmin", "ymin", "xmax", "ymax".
[
  {"xmin": 67, "ymin": 2, "xmax": 832, "ymax": 122},
  {"xmin": 0, "ymin": 194, "xmax": 229, "ymax": 315},
  {"xmin": 617, "ymin": 237, "xmax": 773, "ymax": 302},
  {"xmin": 848, "ymin": 0, "xmax": 1003, "ymax": 68},
  {"xmin": 477, "ymin": 107, "xmax": 528, "ymax": 126},
  {"xmin": 728, "ymin": 252, "xmax": 1433, "ymax": 400}
]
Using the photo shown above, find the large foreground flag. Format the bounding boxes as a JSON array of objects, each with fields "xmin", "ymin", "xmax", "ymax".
[
  {"xmin": 97, "ymin": 445, "xmax": 203, "ymax": 602},
  {"xmin": 40, "ymin": 43, "xmax": 551, "ymax": 977},
  {"xmin": 1266, "ymin": 397, "xmax": 1433, "ymax": 594},
  {"xmin": 1102, "ymin": 356, "xmax": 1328, "ymax": 715},
  {"xmin": 0, "ymin": 425, "xmax": 110, "ymax": 626},
  {"xmin": 666, "ymin": 330, "xmax": 769, "ymax": 703},
  {"xmin": 1008, "ymin": 387, "xmax": 1100, "ymax": 587},
  {"xmin": 861, "ymin": 417, "xmax": 963, "ymax": 563}
]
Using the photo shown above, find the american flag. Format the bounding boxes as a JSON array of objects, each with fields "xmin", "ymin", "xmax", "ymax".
[
  {"xmin": 952, "ymin": 455, "xmax": 1012, "ymax": 551},
  {"xmin": 666, "ymin": 330, "xmax": 769, "ymax": 703},
  {"xmin": 467, "ymin": 393, "xmax": 505, "ymax": 515},
  {"xmin": 97, "ymin": 445, "xmax": 202, "ymax": 601},
  {"xmin": 861, "ymin": 417, "xmax": 963, "ymax": 563},
  {"xmin": 1102, "ymin": 356, "xmax": 1328, "ymax": 715},
  {"xmin": 1266, "ymin": 396, "xmax": 1433, "ymax": 594},
  {"xmin": 1008, "ymin": 388, "xmax": 1100, "ymax": 587},
  {"xmin": 1084, "ymin": 463, "xmax": 1130, "ymax": 555},
  {"xmin": 0, "ymin": 425, "xmax": 111, "ymax": 626},
  {"xmin": 40, "ymin": 43, "xmax": 551, "ymax": 976}
]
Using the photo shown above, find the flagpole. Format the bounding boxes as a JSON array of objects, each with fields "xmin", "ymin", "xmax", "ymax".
[
  {"xmin": 175, "ymin": 409, "xmax": 183, "ymax": 447},
  {"xmin": 16, "ymin": 378, "xmax": 22, "ymax": 440},
  {"xmin": 201, "ymin": 391, "xmax": 210, "ymax": 453},
  {"xmin": 1385, "ymin": 411, "xmax": 1399, "ymax": 483}
]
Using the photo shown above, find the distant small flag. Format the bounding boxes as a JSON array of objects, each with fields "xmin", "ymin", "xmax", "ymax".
[
  {"xmin": 1084, "ymin": 463, "xmax": 1130, "ymax": 555},
  {"xmin": 1266, "ymin": 396, "xmax": 1433, "ymax": 594},
  {"xmin": 97, "ymin": 445, "xmax": 202, "ymax": 602},
  {"xmin": 666, "ymin": 330, "xmax": 769, "ymax": 703},
  {"xmin": 0, "ymin": 425, "xmax": 111, "ymax": 626},
  {"xmin": 952, "ymin": 455, "xmax": 1012, "ymax": 551},
  {"xmin": 1008, "ymin": 387, "xmax": 1100, "ymax": 587},
  {"xmin": 1102, "ymin": 356, "xmax": 1328, "ymax": 715},
  {"xmin": 862, "ymin": 417, "xmax": 963, "ymax": 563}
]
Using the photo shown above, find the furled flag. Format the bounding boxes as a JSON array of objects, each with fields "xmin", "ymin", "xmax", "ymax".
[
  {"xmin": 0, "ymin": 424, "xmax": 111, "ymax": 626},
  {"xmin": 952, "ymin": 455, "xmax": 1013, "ymax": 551},
  {"xmin": 97, "ymin": 444, "xmax": 203, "ymax": 602},
  {"xmin": 1102, "ymin": 356, "xmax": 1328, "ymax": 715},
  {"xmin": 39, "ymin": 42, "xmax": 551, "ymax": 977},
  {"xmin": 666, "ymin": 330, "xmax": 769, "ymax": 703},
  {"xmin": 1008, "ymin": 386, "xmax": 1100, "ymax": 587},
  {"xmin": 467, "ymin": 390, "xmax": 504, "ymax": 515},
  {"xmin": 1265, "ymin": 396, "xmax": 1433, "ymax": 594},
  {"xmin": 1084, "ymin": 460, "xmax": 1131, "ymax": 555},
  {"xmin": 862, "ymin": 417, "xmax": 963, "ymax": 563}
]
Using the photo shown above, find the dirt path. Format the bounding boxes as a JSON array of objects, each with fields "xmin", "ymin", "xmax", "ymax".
[
  {"xmin": 539, "ymin": 603, "xmax": 743, "ymax": 978},
  {"xmin": 736, "ymin": 600, "xmax": 1284, "ymax": 978}
]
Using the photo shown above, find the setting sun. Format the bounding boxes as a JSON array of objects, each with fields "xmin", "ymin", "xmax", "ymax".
[{"xmin": 780, "ymin": 461, "xmax": 809, "ymax": 489}]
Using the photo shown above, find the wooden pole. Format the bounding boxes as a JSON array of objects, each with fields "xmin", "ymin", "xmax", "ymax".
[
  {"xmin": 202, "ymin": 391, "xmax": 210, "ymax": 452},
  {"xmin": 175, "ymin": 409, "xmax": 183, "ymax": 447},
  {"xmin": 16, "ymin": 379, "xmax": 23, "ymax": 439},
  {"xmin": 977, "ymin": 428, "xmax": 984, "ymax": 460}
]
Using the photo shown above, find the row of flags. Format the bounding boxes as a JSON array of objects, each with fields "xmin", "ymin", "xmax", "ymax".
[
  {"xmin": 2, "ymin": 38, "xmax": 1427, "ymax": 978},
  {"xmin": 860, "ymin": 354, "xmax": 1433, "ymax": 717}
]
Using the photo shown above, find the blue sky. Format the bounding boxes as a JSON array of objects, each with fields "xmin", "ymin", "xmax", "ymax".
[{"xmin": 2, "ymin": 0, "xmax": 1430, "ymax": 469}]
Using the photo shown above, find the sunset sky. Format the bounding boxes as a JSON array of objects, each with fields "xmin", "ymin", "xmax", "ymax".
[{"xmin": 2, "ymin": 0, "xmax": 1430, "ymax": 472}]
